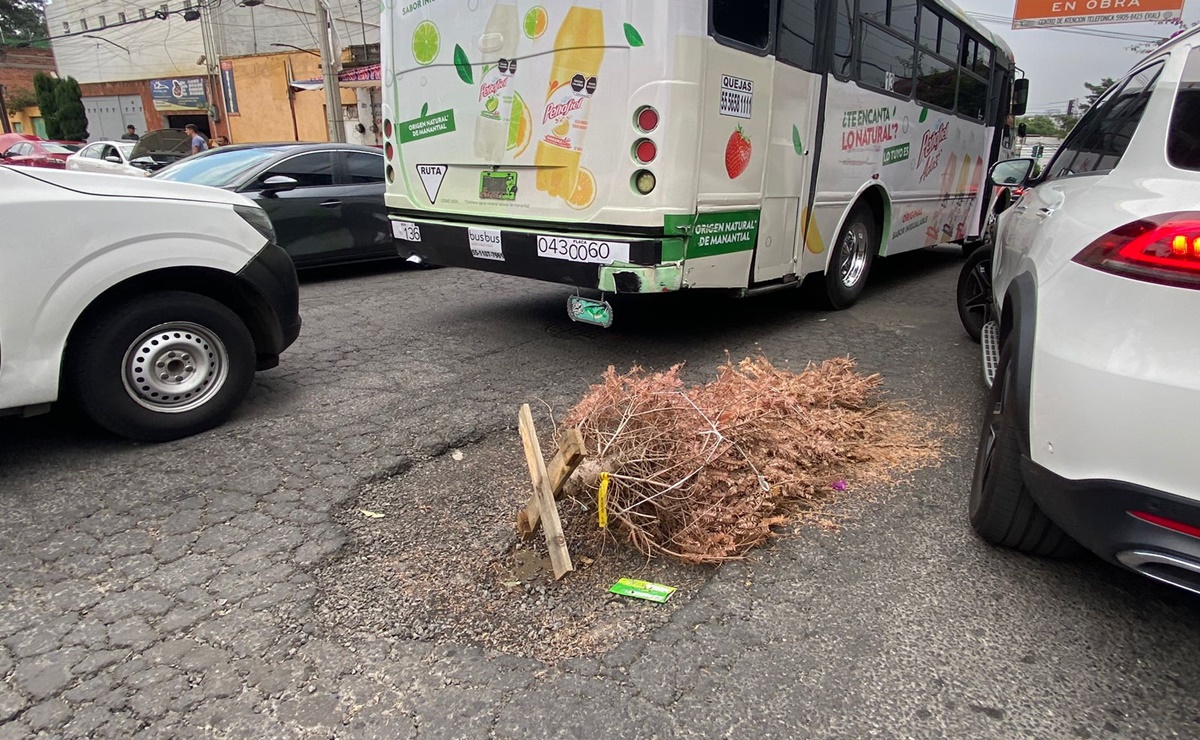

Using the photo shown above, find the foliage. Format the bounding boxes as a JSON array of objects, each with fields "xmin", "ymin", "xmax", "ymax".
[
  {"xmin": 1018, "ymin": 115, "xmax": 1065, "ymax": 138},
  {"xmin": 5, "ymin": 85, "xmax": 36, "ymax": 111},
  {"xmin": 32, "ymin": 71, "xmax": 58, "ymax": 136},
  {"xmin": 53, "ymin": 77, "xmax": 87, "ymax": 141},
  {"xmin": 0, "ymin": 0, "xmax": 44, "ymax": 41},
  {"xmin": 1081, "ymin": 77, "xmax": 1117, "ymax": 113}
]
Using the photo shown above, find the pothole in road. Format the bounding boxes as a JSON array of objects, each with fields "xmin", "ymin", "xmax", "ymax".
[{"xmin": 311, "ymin": 432, "xmax": 711, "ymax": 663}]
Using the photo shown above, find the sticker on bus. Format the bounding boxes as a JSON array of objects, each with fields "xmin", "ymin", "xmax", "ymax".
[
  {"xmin": 468, "ymin": 227, "xmax": 505, "ymax": 261},
  {"xmin": 417, "ymin": 164, "xmax": 448, "ymax": 204},
  {"xmin": 720, "ymin": 75, "xmax": 753, "ymax": 120}
]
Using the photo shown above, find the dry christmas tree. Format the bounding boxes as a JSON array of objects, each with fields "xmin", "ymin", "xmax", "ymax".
[{"xmin": 561, "ymin": 356, "xmax": 938, "ymax": 564}]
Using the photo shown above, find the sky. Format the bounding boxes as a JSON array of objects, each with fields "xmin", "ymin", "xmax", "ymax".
[{"xmin": 952, "ymin": 0, "xmax": 1199, "ymax": 114}]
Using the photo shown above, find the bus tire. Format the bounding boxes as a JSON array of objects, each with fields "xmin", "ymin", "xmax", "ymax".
[{"xmin": 818, "ymin": 204, "xmax": 877, "ymax": 310}]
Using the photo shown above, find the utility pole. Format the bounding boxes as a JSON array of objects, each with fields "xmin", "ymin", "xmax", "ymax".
[{"xmin": 316, "ymin": 0, "xmax": 345, "ymax": 142}]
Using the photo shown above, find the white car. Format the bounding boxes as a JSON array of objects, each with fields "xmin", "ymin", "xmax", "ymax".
[
  {"xmin": 66, "ymin": 140, "xmax": 145, "ymax": 177},
  {"xmin": 968, "ymin": 28, "xmax": 1200, "ymax": 594},
  {"xmin": 0, "ymin": 165, "xmax": 301, "ymax": 442}
]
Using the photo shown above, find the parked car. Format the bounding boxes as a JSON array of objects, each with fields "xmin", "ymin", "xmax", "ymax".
[
  {"xmin": 0, "ymin": 134, "xmax": 83, "ymax": 169},
  {"xmin": 967, "ymin": 29, "xmax": 1200, "ymax": 594},
  {"xmin": 153, "ymin": 143, "xmax": 392, "ymax": 268},
  {"xmin": 67, "ymin": 140, "xmax": 146, "ymax": 177},
  {"xmin": 0, "ymin": 165, "xmax": 301, "ymax": 442}
]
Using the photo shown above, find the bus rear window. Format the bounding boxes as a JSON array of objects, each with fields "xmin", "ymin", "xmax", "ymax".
[
  {"xmin": 712, "ymin": 0, "xmax": 771, "ymax": 50},
  {"xmin": 1168, "ymin": 49, "xmax": 1200, "ymax": 171}
]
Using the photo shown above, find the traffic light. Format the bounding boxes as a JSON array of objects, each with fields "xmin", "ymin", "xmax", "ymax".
[{"xmin": 1067, "ymin": 99, "xmax": 1076, "ymax": 115}]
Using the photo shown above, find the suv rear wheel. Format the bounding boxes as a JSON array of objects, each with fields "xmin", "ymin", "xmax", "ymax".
[
  {"xmin": 67, "ymin": 291, "xmax": 256, "ymax": 442},
  {"xmin": 970, "ymin": 335, "xmax": 1080, "ymax": 557}
]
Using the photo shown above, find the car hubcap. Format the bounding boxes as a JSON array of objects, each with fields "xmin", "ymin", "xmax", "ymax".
[
  {"xmin": 839, "ymin": 222, "xmax": 870, "ymax": 289},
  {"xmin": 962, "ymin": 257, "xmax": 994, "ymax": 330},
  {"xmin": 121, "ymin": 322, "xmax": 228, "ymax": 413}
]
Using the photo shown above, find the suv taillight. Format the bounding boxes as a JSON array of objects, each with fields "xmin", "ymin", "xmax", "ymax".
[{"xmin": 1072, "ymin": 213, "xmax": 1200, "ymax": 290}]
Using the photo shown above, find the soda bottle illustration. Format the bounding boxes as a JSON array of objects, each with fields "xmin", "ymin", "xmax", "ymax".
[
  {"xmin": 929, "ymin": 151, "xmax": 959, "ymax": 244},
  {"xmin": 951, "ymin": 151, "xmax": 974, "ymax": 239},
  {"xmin": 535, "ymin": 1, "xmax": 605, "ymax": 201},
  {"xmin": 474, "ymin": 0, "xmax": 520, "ymax": 162}
]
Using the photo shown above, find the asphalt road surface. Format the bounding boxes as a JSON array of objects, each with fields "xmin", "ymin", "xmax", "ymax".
[{"xmin": 2, "ymin": 253, "xmax": 1199, "ymax": 739}]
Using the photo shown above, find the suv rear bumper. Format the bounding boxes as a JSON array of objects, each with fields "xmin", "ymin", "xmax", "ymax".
[
  {"xmin": 390, "ymin": 213, "xmax": 685, "ymax": 294},
  {"xmin": 1023, "ymin": 456, "xmax": 1200, "ymax": 591}
]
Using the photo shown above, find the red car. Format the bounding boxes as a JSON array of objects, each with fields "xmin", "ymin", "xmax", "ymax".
[{"xmin": 0, "ymin": 134, "xmax": 83, "ymax": 169}]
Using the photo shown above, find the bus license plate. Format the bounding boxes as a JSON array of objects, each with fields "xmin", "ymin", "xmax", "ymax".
[
  {"xmin": 392, "ymin": 220, "xmax": 421, "ymax": 242},
  {"xmin": 537, "ymin": 236, "xmax": 630, "ymax": 265}
]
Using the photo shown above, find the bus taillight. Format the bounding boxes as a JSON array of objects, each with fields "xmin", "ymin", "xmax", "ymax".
[
  {"xmin": 634, "ymin": 139, "xmax": 657, "ymax": 164},
  {"xmin": 635, "ymin": 106, "xmax": 659, "ymax": 133}
]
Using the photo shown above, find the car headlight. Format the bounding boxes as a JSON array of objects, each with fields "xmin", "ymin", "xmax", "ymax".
[{"xmin": 235, "ymin": 204, "xmax": 277, "ymax": 244}]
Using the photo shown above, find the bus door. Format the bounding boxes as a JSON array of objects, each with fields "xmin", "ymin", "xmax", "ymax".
[
  {"xmin": 756, "ymin": 0, "xmax": 821, "ymax": 283},
  {"xmin": 690, "ymin": 4, "xmax": 775, "ymax": 289}
]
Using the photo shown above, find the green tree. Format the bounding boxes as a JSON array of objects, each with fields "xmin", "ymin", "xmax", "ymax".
[
  {"xmin": 53, "ymin": 77, "xmax": 87, "ymax": 141},
  {"xmin": 1017, "ymin": 115, "xmax": 1062, "ymax": 137},
  {"xmin": 32, "ymin": 71, "xmax": 59, "ymax": 137},
  {"xmin": 0, "ymin": 0, "xmax": 45, "ymax": 42},
  {"xmin": 1081, "ymin": 77, "xmax": 1116, "ymax": 113},
  {"xmin": 1052, "ymin": 113, "xmax": 1079, "ymax": 134}
]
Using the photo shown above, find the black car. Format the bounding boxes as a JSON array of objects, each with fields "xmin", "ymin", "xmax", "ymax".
[{"xmin": 154, "ymin": 143, "xmax": 392, "ymax": 268}]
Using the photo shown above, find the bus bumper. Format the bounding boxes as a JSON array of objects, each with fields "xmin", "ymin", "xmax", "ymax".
[{"xmin": 390, "ymin": 214, "xmax": 686, "ymax": 294}]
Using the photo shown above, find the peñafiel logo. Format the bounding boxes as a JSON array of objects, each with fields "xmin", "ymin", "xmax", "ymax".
[{"xmin": 543, "ymin": 96, "xmax": 584, "ymax": 124}]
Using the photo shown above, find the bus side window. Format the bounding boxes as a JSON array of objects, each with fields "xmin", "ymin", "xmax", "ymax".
[
  {"xmin": 834, "ymin": 0, "xmax": 854, "ymax": 77},
  {"xmin": 777, "ymin": 0, "xmax": 818, "ymax": 72},
  {"xmin": 711, "ymin": 0, "xmax": 773, "ymax": 52}
]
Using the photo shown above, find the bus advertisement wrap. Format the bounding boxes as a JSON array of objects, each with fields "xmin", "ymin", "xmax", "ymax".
[{"xmin": 381, "ymin": 0, "xmax": 1021, "ymax": 314}]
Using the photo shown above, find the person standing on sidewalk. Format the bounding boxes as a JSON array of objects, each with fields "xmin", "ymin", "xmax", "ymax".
[{"xmin": 185, "ymin": 124, "xmax": 208, "ymax": 155}]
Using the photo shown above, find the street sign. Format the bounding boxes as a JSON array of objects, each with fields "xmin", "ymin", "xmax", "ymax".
[{"xmin": 1012, "ymin": 0, "xmax": 1183, "ymax": 29}]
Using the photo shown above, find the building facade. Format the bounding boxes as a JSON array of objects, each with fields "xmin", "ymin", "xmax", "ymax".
[
  {"xmin": 45, "ymin": 0, "xmax": 380, "ymax": 144},
  {"xmin": 0, "ymin": 47, "xmax": 56, "ymax": 136}
]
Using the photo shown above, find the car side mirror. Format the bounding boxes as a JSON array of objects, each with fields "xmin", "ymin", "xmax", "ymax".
[
  {"xmin": 105, "ymin": 155, "xmax": 122, "ymax": 163},
  {"xmin": 1016, "ymin": 123, "xmax": 1028, "ymax": 139},
  {"xmin": 989, "ymin": 158, "xmax": 1036, "ymax": 188},
  {"xmin": 0, "ymin": 151, "xmax": 9, "ymax": 159},
  {"xmin": 261, "ymin": 175, "xmax": 298, "ymax": 197}
]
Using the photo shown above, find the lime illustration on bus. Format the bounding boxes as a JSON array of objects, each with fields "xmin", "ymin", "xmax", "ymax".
[{"xmin": 381, "ymin": 0, "xmax": 1028, "ymax": 326}]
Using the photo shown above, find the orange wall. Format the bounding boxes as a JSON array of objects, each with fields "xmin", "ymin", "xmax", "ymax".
[
  {"xmin": 225, "ymin": 52, "xmax": 357, "ymax": 144},
  {"xmin": 7, "ymin": 105, "xmax": 41, "ymax": 135}
]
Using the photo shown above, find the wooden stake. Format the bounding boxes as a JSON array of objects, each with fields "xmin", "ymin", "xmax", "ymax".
[
  {"xmin": 517, "ymin": 404, "xmax": 573, "ymax": 580},
  {"xmin": 517, "ymin": 428, "xmax": 586, "ymax": 538}
]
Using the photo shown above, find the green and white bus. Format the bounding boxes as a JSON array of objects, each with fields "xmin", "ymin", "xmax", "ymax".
[{"xmin": 380, "ymin": 0, "xmax": 1028, "ymax": 324}]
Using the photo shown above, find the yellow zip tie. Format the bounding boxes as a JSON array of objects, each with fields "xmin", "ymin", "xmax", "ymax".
[{"xmin": 597, "ymin": 472, "xmax": 610, "ymax": 528}]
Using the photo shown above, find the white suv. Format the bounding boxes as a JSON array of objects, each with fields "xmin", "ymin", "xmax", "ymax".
[
  {"xmin": 969, "ymin": 28, "xmax": 1200, "ymax": 593},
  {"xmin": 0, "ymin": 166, "xmax": 301, "ymax": 442}
]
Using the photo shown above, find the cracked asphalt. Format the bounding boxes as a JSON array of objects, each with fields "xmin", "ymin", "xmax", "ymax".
[{"xmin": 3, "ymin": 253, "xmax": 1200, "ymax": 738}]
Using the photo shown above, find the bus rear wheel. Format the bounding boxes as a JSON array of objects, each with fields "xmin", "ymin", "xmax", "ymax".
[{"xmin": 816, "ymin": 204, "xmax": 877, "ymax": 310}]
